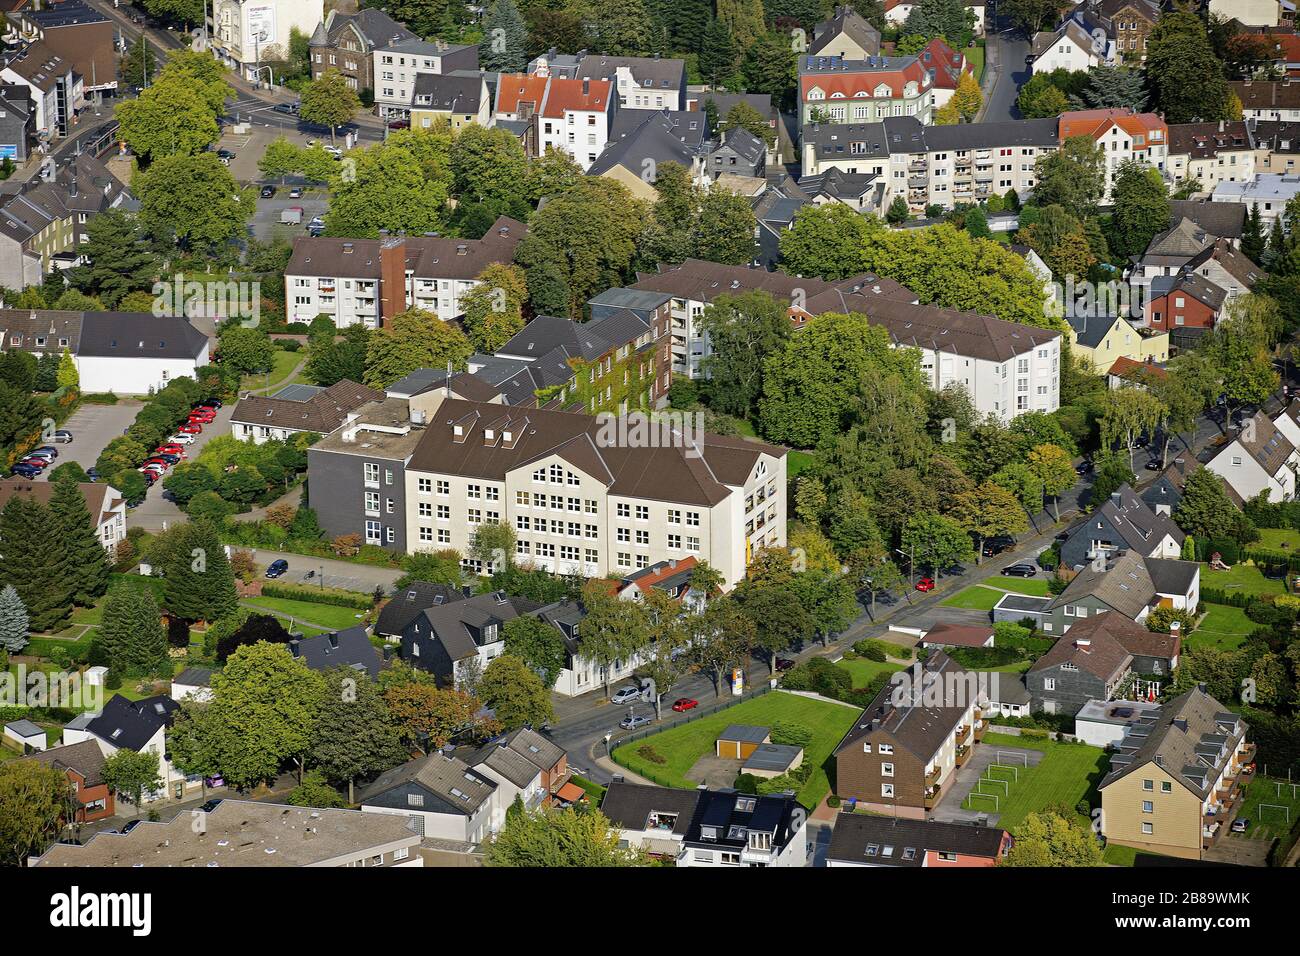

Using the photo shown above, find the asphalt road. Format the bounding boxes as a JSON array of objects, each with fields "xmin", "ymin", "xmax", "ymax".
[
  {"xmin": 240, "ymin": 548, "xmax": 404, "ymax": 594},
  {"xmin": 130, "ymin": 404, "xmax": 235, "ymax": 531},
  {"xmin": 979, "ymin": 21, "xmax": 1031, "ymax": 123}
]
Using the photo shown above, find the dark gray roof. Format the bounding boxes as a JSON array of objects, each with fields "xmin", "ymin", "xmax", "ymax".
[
  {"xmin": 810, "ymin": 5, "xmax": 882, "ymax": 57},
  {"xmin": 599, "ymin": 779, "xmax": 699, "ymax": 834},
  {"xmin": 589, "ymin": 110, "xmax": 706, "ymax": 177},
  {"xmin": 1149, "ymin": 271, "xmax": 1228, "ymax": 311},
  {"xmin": 1168, "ymin": 200, "xmax": 1246, "ymax": 240},
  {"xmin": 358, "ymin": 751, "xmax": 496, "ymax": 814},
  {"xmin": 413, "ymin": 592, "xmax": 543, "ymax": 661},
  {"xmin": 470, "ymin": 738, "xmax": 543, "ymax": 788},
  {"xmin": 6, "ymin": 718, "xmax": 43, "ymax": 736},
  {"xmin": 975, "ymin": 672, "xmax": 1031, "ymax": 706},
  {"xmin": 1143, "ymin": 556, "xmax": 1199, "ymax": 597},
  {"xmin": 827, "ymin": 813, "xmax": 1006, "ymax": 866},
  {"xmin": 76, "ymin": 311, "xmax": 209, "ymax": 360},
  {"xmin": 995, "ymin": 593, "xmax": 1052, "ymax": 613},
  {"xmin": 318, "ymin": 8, "xmax": 417, "ymax": 48},
  {"xmin": 496, "ymin": 314, "xmax": 612, "ymax": 362},
  {"xmin": 585, "ymin": 308, "xmax": 649, "ymax": 349},
  {"xmin": 375, "ymin": 582, "xmax": 472, "ymax": 636},
  {"xmin": 84, "ymin": 695, "xmax": 178, "ymax": 752},
  {"xmin": 173, "ymin": 666, "xmax": 213, "ymax": 687},
  {"xmin": 413, "ymin": 72, "xmax": 484, "ymax": 113},
  {"xmin": 1100, "ymin": 687, "xmax": 1247, "ymax": 799},
  {"xmin": 1081, "ymin": 483, "xmax": 1186, "ymax": 554},
  {"xmin": 715, "ymin": 126, "xmax": 765, "ymax": 164},
  {"xmin": 588, "ymin": 287, "xmax": 672, "ymax": 314},
  {"xmin": 289, "ymin": 626, "xmax": 380, "ymax": 679},
  {"xmin": 719, "ymin": 724, "xmax": 771, "ymax": 745},
  {"xmin": 834, "ymin": 651, "xmax": 971, "ymax": 761},
  {"xmin": 1067, "ymin": 312, "xmax": 1128, "ymax": 349},
  {"xmin": 743, "ymin": 743, "xmax": 803, "ymax": 773}
]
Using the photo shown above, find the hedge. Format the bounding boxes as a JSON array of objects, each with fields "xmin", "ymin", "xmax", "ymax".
[
  {"xmin": 260, "ymin": 582, "xmax": 373, "ymax": 609},
  {"xmin": 1200, "ymin": 588, "xmax": 1257, "ymax": 608}
]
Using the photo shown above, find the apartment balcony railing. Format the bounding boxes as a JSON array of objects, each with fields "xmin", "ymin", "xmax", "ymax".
[
  {"xmin": 924, "ymin": 783, "xmax": 943, "ymax": 809},
  {"xmin": 955, "ymin": 744, "xmax": 972, "ymax": 767},
  {"xmin": 954, "ymin": 725, "xmax": 969, "ymax": 743},
  {"xmin": 926, "ymin": 765, "xmax": 941, "ymax": 784}
]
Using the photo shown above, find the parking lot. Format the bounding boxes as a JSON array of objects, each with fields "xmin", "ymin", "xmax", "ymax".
[
  {"xmin": 242, "ymin": 547, "xmax": 402, "ymax": 594},
  {"xmin": 37, "ymin": 401, "xmax": 143, "ymax": 479},
  {"xmin": 249, "ymin": 189, "xmax": 329, "ymax": 244},
  {"xmin": 130, "ymin": 403, "xmax": 235, "ymax": 530}
]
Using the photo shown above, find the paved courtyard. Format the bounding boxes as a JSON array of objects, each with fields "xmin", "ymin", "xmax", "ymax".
[{"xmin": 39, "ymin": 400, "xmax": 143, "ymax": 479}]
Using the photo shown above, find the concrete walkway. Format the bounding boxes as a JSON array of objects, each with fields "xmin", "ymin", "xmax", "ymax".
[{"xmin": 931, "ymin": 743, "xmax": 1044, "ymax": 827}]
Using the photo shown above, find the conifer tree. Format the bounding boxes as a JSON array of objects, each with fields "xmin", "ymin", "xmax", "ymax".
[
  {"xmin": 479, "ymin": 0, "xmax": 527, "ymax": 73},
  {"xmin": 0, "ymin": 497, "xmax": 74, "ymax": 633},
  {"xmin": 101, "ymin": 582, "xmax": 169, "ymax": 675},
  {"xmin": 48, "ymin": 473, "xmax": 110, "ymax": 605},
  {"xmin": 0, "ymin": 584, "xmax": 28, "ymax": 654},
  {"xmin": 160, "ymin": 521, "xmax": 238, "ymax": 624}
]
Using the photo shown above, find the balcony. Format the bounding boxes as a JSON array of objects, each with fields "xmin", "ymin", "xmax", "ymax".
[
  {"xmin": 908, "ymin": 158, "xmax": 927, "ymax": 172},
  {"xmin": 908, "ymin": 174, "xmax": 927, "ymax": 187},
  {"xmin": 955, "ymin": 744, "xmax": 972, "ymax": 767},
  {"xmin": 954, "ymin": 724, "xmax": 970, "ymax": 744},
  {"xmin": 926, "ymin": 764, "xmax": 942, "ymax": 784},
  {"xmin": 924, "ymin": 783, "xmax": 943, "ymax": 809},
  {"xmin": 974, "ymin": 719, "xmax": 988, "ymax": 742}
]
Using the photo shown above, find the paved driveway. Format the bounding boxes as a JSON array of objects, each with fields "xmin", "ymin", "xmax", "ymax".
[
  {"xmin": 242, "ymin": 548, "xmax": 402, "ymax": 595},
  {"xmin": 39, "ymin": 400, "xmax": 143, "ymax": 479},
  {"xmin": 130, "ymin": 404, "xmax": 235, "ymax": 530},
  {"xmin": 1202, "ymin": 833, "xmax": 1272, "ymax": 867}
]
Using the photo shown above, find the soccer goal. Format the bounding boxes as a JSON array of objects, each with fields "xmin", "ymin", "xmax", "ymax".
[
  {"xmin": 965, "ymin": 791, "xmax": 999, "ymax": 812},
  {"xmin": 1270, "ymin": 781, "xmax": 1300, "ymax": 801},
  {"xmin": 1258, "ymin": 803, "xmax": 1291, "ymax": 826},
  {"xmin": 989, "ymin": 764, "xmax": 1020, "ymax": 783},
  {"xmin": 976, "ymin": 777, "xmax": 1009, "ymax": 796},
  {"xmin": 997, "ymin": 750, "xmax": 1029, "ymax": 768}
]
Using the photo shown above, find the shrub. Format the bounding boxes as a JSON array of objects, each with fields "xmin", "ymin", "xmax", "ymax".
[
  {"xmin": 636, "ymin": 744, "xmax": 666, "ymax": 765},
  {"xmin": 260, "ymin": 582, "xmax": 373, "ymax": 609},
  {"xmin": 852, "ymin": 639, "xmax": 888, "ymax": 662},
  {"xmin": 771, "ymin": 720, "xmax": 814, "ymax": 750},
  {"xmin": 826, "ymin": 794, "xmax": 841, "ymax": 808}
]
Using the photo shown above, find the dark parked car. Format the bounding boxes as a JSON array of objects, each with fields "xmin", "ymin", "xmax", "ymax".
[
  {"xmin": 121, "ymin": 820, "xmax": 143, "ymax": 834},
  {"xmin": 1075, "ymin": 459, "xmax": 1093, "ymax": 475},
  {"xmin": 10, "ymin": 463, "xmax": 40, "ymax": 478},
  {"xmin": 1001, "ymin": 563, "xmax": 1038, "ymax": 577},
  {"xmin": 982, "ymin": 536, "xmax": 1015, "ymax": 557},
  {"xmin": 86, "ymin": 467, "xmax": 100, "ymax": 482},
  {"xmin": 31, "ymin": 445, "xmax": 58, "ymax": 458},
  {"xmin": 1144, "ymin": 458, "xmax": 1165, "ymax": 471},
  {"xmin": 200, "ymin": 798, "xmax": 224, "ymax": 813},
  {"xmin": 260, "ymin": 184, "xmax": 277, "ymax": 198},
  {"xmin": 265, "ymin": 558, "xmax": 289, "ymax": 578},
  {"xmin": 775, "ymin": 656, "xmax": 796, "ymax": 671}
]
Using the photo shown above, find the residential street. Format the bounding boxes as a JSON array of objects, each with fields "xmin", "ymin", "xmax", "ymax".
[{"xmin": 978, "ymin": 18, "xmax": 1030, "ymax": 123}]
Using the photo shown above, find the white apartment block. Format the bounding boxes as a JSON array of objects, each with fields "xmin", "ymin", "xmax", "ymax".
[
  {"xmin": 401, "ymin": 397, "xmax": 788, "ymax": 588},
  {"xmin": 801, "ymin": 115, "xmax": 1058, "ymax": 211},
  {"xmin": 1166, "ymin": 122, "xmax": 1257, "ymax": 193},
  {"xmin": 210, "ymin": 0, "xmax": 323, "ymax": 82},
  {"xmin": 283, "ymin": 217, "xmax": 525, "ymax": 327},
  {"xmin": 1212, "ymin": 174, "xmax": 1300, "ymax": 231},
  {"xmin": 494, "ymin": 74, "xmax": 616, "ymax": 170},
  {"xmin": 372, "ymin": 39, "xmax": 479, "ymax": 119}
]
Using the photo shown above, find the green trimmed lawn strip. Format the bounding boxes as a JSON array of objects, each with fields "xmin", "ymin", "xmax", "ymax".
[
  {"xmin": 242, "ymin": 596, "xmax": 367, "ymax": 632},
  {"xmin": 976, "ymin": 732, "xmax": 1108, "ymax": 830},
  {"xmin": 1239, "ymin": 775, "xmax": 1300, "ymax": 842},
  {"xmin": 983, "ymin": 575, "xmax": 1051, "ymax": 597},
  {"xmin": 1252, "ymin": 528, "xmax": 1300, "ymax": 551},
  {"xmin": 1190, "ymin": 604, "xmax": 1255, "ymax": 651},
  {"xmin": 940, "ymin": 585, "xmax": 1003, "ymax": 610},
  {"xmin": 611, "ymin": 691, "xmax": 858, "ymax": 809},
  {"xmin": 788, "ymin": 450, "xmax": 815, "ymax": 477},
  {"xmin": 836, "ymin": 656, "xmax": 904, "ymax": 688}
]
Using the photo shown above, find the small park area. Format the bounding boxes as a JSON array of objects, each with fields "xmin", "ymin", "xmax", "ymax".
[
  {"xmin": 963, "ymin": 732, "xmax": 1109, "ymax": 830},
  {"xmin": 611, "ymin": 690, "xmax": 859, "ymax": 809}
]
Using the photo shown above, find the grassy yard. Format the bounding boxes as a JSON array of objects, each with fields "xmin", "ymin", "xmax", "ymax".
[
  {"xmin": 971, "ymin": 732, "xmax": 1109, "ymax": 830},
  {"xmin": 1252, "ymin": 528, "xmax": 1300, "ymax": 551},
  {"xmin": 241, "ymin": 596, "xmax": 366, "ymax": 633},
  {"xmin": 836, "ymin": 655, "xmax": 905, "ymax": 689},
  {"xmin": 967, "ymin": 41, "xmax": 985, "ymax": 82},
  {"xmin": 1189, "ymin": 604, "xmax": 1255, "ymax": 652},
  {"xmin": 1199, "ymin": 562, "xmax": 1286, "ymax": 596},
  {"xmin": 240, "ymin": 348, "xmax": 304, "ymax": 395},
  {"xmin": 940, "ymin": 585, "xmax": 1004, "ymax": 611},
  {"xmin": 1102, "ymin": 843, "xmax": 1175, "ymax": 867},
  {"xmin": 983, "ymin": 575, "xmax": 1051, "ymax": 597},
  {"xmin": 1239, "ymin": 775, "xmax": 1300, "ymax": 843},
  {"xmin": 788, "ymin": 450, "xmax": 815, "ymax": 478},
  {"xmin": 611, "ymin": 691, "xmax": 859, "ymax": 809}
]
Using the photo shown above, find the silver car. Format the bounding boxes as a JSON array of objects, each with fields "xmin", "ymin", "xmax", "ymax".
[
  {"xmin": 619, "ymin": 713, "xmax": 652, "ymax": 730},
  {"xmin": 610, "ymin": 686, "xmax": 641, "ymax": 704}
]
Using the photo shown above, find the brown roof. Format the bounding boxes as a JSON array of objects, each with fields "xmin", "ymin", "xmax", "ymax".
[
  {"xmin": 0, "ymin": 478, "xmax": 114, "ymax": 526},
  {"xmin": 922, "ymin": 623, "xmax": 994, "ymax": 648},
  {"xmin": 1230, "ymin": 410, "xmax": 1296, "ymax": 477},
  {"xmin": 406, "ymin": 399, "xmax": 785, "ymax": 507},
  {"xmin": 1232, "ymin": 79, "xmax": 1300, "ymax": 112},
  {"xmin": 20, "ymin": 739, "xmax": 106, "ymax": 788},
  {"xmin": 1029, "ymin": 611, "xmax": 1135, "ymax": 681},
  {"xmin": 834, "ymin": 651, "xmax": 972, "ymax": 761},
  {"xmin": 230, "ymin": 379, "xmax": 382, "ymax": 434},
  {"xmin": 285, "ymin": 216, "xmax": 526, "ymax": 280},
  {"xmin": 1167, "ymin": 121, "xmax": 1253, "ymax": 160}
]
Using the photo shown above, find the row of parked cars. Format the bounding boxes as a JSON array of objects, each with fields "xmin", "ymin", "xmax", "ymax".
[
  {"xmin": 136, "ymin": 401, "xmax": 222, "ymax": 489},
  {"xmin": 11, "ymin": 430, "xmax": 74, "ymax": 478}
]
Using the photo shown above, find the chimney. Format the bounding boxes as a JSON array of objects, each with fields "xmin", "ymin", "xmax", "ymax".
[
  {"xmin": 582, "ymin": 77, "xmax": 590, "ymax": 96},
  {"xmin": 378, "ymin": 236, "xmax": 407, "ymax": 327}
]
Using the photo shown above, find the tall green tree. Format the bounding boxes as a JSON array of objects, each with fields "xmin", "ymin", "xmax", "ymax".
[
  {"xmin": 101, "ymin": 749, "xmax": 164, "ymax": 818},
  {"xmin": 479, "ymin": 0, "xmax": 528, "ymax": 72},
  {"xmin": 0, "ymin": 583, "xmax": 28, "ymax": 653},
  {"xmin": 115, "ymin": 73, "xmax": 220, "ymax": 160},
  {"xmin": 503, "ymin": 616, "xmax": 568, "ymax": 688},
  {"xmin": 0, "ymin": 496, "xmax": 74, "ymax": 633},
  {"xmin": 950, "ymin": 481, "xmax": 1029, "ymax": 561},
  {"xmin": 363, "ymin": 307, "xmax": 472, "ymax": 388},
  {"xmin": 47, "ymin": 475, "xmax": 110, "ymax": 605},
  {"xmin": 299, "ymin": 69, "xmax": 361, "ymax": 146},
  {"xmin": 696, "ymin": 290, "xmax": 791, "ymax": 418},
  {"xmin": 309, "ymin": 669, "xmax": 407, "ymax": 803},
  {"xmin": 0, "ymin": 761, "xmax": 70, "ymax": 864},
  {"xmin": 136, "ymin": 153, "xmax": 254, "ymax": 254},
  {"xmin": 1145, "ymin": 11, "xmax": 1231, "ymax": 123},
  {"xmin": 1034, "ymin": 135, "xmax": 1107, "ymax": 222},
  {"xmin": 1109, "ymin": 159, "xmax": 1171, "ymax": 261},
  {"xmin": 779, "ymin": 203, "xmax": 879, "ymax": 280},
  {"xmin": 100, "ymin": 582, "xmax": 169, "ymax": 676},
  {"xmin": 67, "ymin": 210, "xmax": 158, "ymax": 307},
  {"xmin": 900, "ymin": 511, "xmax": 972, "ymax": 580},
  {"xmin": 158, "ymin": 521, "xmax": 239, "ymax": 623},
  {"xmin": 478, "ymin": 654, "xmax": 555, "ymax": 729},
  {"xmin": 486, "ymin": 805, "xmax": 649, "ymax": 866},
  {"xmin": 1002, "ymin": 810, "xmax": 1104, "ymax": 866}
]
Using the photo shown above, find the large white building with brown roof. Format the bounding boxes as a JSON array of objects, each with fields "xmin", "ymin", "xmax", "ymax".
[
  {"xmin": 400, "ymin": 396, "xmax": 787, "ymax": 586},
  {"xmin": 284, "ymin": 216, "xmax": 526, "ymax": 327}
]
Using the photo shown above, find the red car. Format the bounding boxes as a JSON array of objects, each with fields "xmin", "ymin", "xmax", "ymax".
[
  {"xmin": 178, "ymin": 423, "xmax": 202, "ymax": 434},
  {"xmin": 189, "ymin": 412, "xmax": 215, "ymax": 424},
  {"xmin": 155, "ymin": 444, "xmax": 184, "ymax": 457},
  {"xmin": 143, "ymin": 457, "xmax": 171, "ymax": 469},
  {"xmin": 18, "ymin": 456, "xmax": 50, "ymax": 469},
  {"xmin": 915, "ymin": 577, "xmax": 936, "ymax": 592},
  {"xmin": 671, "ymin": 698, "xmax": 698, "ymax": 712}
]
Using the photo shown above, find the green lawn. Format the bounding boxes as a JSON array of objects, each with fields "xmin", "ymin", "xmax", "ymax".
[
  {"xmin": 983, "ymin": 575, "xmax": 1051, "ymax": 597},
  {"xmin": 241, "ymin": 596, "xmax": 367, "ymax": 633},
  {"xmin": 972, "ymin": 732, "xmax": 1109, "ymax": 830},
  {"xmin": 967, "ymin": 41, "xmax": 985, "ymax": 82},
  {"xmin": 940, "ymin": 585, "xmax": 1003, "ymax": 611},
  {"xmin": 1239, "ymin": 775, "xmax": 1300, "ymax": 843},
  {"xmin": 1252, "ymin": 528, "xmax": 1300, "ymax": 551},
  {"xmin": 240, "ymin": 348, "xmax": 304, "ymax": 395},
  {"xmin": 788, "ymin": 450, "xmax": 815, "ymax": 478},
  {"xmin": 1102, "ymin": 843, "xmax": 1176, "ymax": 866},
  {"xmin": 1199, "ymin": 562, "xmax": 1286, "ymax": 596},
  {"xmin": 611, "ymin": 691, "xmax": 859, "ymax": 809},
  {"xmin": 836, "ymin": 656, "xmax": 905, "ymax": 689},
  {"xmin": 1189, "ymin": 604, "xmax": 1255, "ymax": 652}
]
